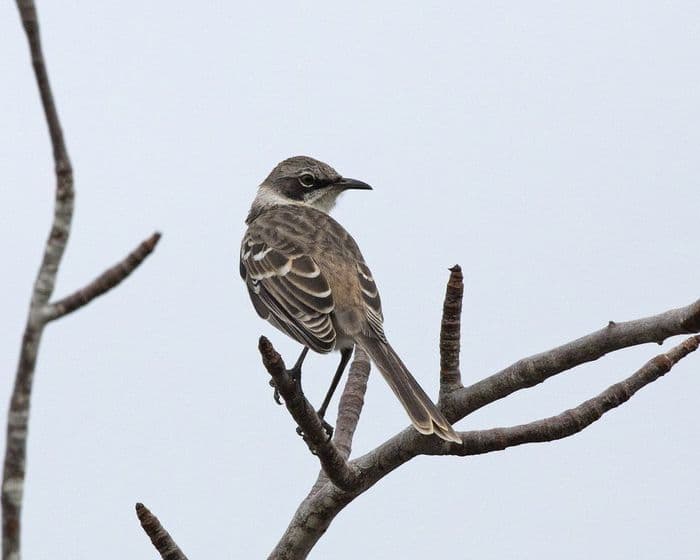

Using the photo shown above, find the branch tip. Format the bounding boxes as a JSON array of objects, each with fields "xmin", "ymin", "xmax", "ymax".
[
  {"xmin": 439, "ymin": 264, "xmax": 465, "ymax": 398},
  {"xmin": 146, "ymin": 231, "xmax": 162, "ymax": 248},
  {"xmin": 258, "ymin": 335, "xmax": 284, "ymax": 377},
  {"xmin": 45, "ymin": 231, "xmax": 161, "ymax": 321},
  {"xmin": 135, "ymin": 502, "xmax": 188, "ymax": 560}
]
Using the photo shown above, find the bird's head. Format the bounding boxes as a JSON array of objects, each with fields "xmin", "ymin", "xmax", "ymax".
[{"xmin": 248, "ymin": 156, "xmax": 372, "ymax": 221}]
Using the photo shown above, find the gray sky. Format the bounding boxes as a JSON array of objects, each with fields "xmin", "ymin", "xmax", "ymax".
[{"xmin": 2, "ymin": 2, "xmax": 699, "ymax": 558}]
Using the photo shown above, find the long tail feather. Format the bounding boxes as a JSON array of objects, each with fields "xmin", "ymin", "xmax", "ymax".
[{"xmin": 356, "ymin": 334, "xmax": 461, "ymax": 443}]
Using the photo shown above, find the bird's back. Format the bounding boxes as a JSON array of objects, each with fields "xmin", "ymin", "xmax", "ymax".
[{"xmin": 242, "ymin": 204, "xmax": 385, "ymax": 349}]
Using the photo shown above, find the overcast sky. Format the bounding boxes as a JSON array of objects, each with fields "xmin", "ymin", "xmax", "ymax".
[{"xmin": 2, "ymin": 2, "xmax": 699, "ymax": 559}]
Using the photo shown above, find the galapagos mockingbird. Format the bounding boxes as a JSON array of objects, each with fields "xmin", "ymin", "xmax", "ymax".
[{"xmin": 240, "ymin": 156, "xmax": 460, "ymax": 443}]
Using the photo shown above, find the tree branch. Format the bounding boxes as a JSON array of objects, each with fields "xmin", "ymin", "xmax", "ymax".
[
  {"xmin": 305, "ymin": 347, "xmax": 371, "ymax": 498},
  {"xmin": 439, "ymin": 265, "xmax": 464, "ymax": 400},
  {"xmin": 432, "ymin": 334, "xmax": 700, "ymax": 456},
  {"xmin": 331, "ymin": 347, "xmax": 370, "ymax": 460},
  {"xmin": 135, "ymin": 503, "xmax": 189, "ymax": 560},
  {"xmin": 3, "ymin": 4, "xmax": 75, "ymax": 557},
  {"xmin": 447, "ymin": 297, "xmax": 700, "ymax": 418},
  {"xmin": 269, "ymin": 349, "xmax": 371, "ymax": 559},
  {"xmin": 3, "ymin": 3, "xmax": 160, "ymax": 559},
  {"xmin": 258, "ymin": 337, "xmax": 362, "ymax": 491},
  {"xmin": 267, "ymin": 333, "xmax": 700, "ymax": 559},
  {"xmin": 266, "ymin": 266, "xmax": 700, "ymax": 559},
  {"xmin": 45, "ymin": 232, "xmax": 161, "ymax": 322}
]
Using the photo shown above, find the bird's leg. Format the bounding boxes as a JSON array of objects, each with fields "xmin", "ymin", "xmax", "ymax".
[
  {"xmin": 316, "ymin": 348, "xmax": 353, "ymax": 438},
  {"xmin": 288, "ymin": 346, "xmax": 309, "ymax": 383},
  {"xmin": 270, "ymin": 346, "xmax": 309, "ymax": 405}
]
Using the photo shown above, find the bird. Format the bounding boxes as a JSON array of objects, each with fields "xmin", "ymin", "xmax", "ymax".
[{"xmin": 240, "ymin": 156, "xmax": 461, "ymax": 443}]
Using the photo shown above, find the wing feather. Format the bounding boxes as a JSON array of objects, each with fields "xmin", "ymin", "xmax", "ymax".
[
  {"xmin": 356, "ymin": 262, "xmax": 387, "ymax": 341},
  {"xmin": 240, "ymin": 234, "xmax": 336, "ymax": 353}
]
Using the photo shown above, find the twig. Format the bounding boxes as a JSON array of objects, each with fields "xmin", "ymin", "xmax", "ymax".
[
  {"xmin": 3, "ymin": 3, "xmax": 74, "ymax": 558},
  {"xmin": 270, "ymin": 350, "xmax": 371, "ymax": 558},
  {"xmin": 3, "ymin": 3, "xmax": 160, "ymax": 559},
  {"xmin": 135, "ymin": 503, "xmax": 189, "ymax": 560},
  {"xmin": 45, "ymin": 232, "xmax": 161, "ymax": 321},
  {"xmin": 332, "ymin": 347, "xmax": 370, "ymax": 459},
  {"xmin": 307, "ymin": 348, "xmax": 371, "ymax": 497},
  {"xmin": 429, "ymin": 334, "xmax": 700, "ymax": 456},
  {"xmin": 449, "ymin": 297, "xmax": 700, "ymax": 417},
  {"xmin": 258, "ymin": 337, "xmax": 362, "ymax": 491},
  {"xmin": 439, "ymin": 265, "xmax": 464, "ymax": 401}
]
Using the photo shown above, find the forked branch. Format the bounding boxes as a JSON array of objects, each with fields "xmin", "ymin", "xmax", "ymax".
[
  {"xmin": 265, "ymin": 267, "xmax": 700, "ymax": 559},
  {"xmin": 3, "ymin": 3, "xmax": 160, "ymax": 559},
  {"xmin": 258, "ymin": 337, "xmax": 362, "ymax": 491},
  {"xmin": 45, "ymin": 232, "xmax": 161, "ymax": 322},
  {"xmin": 429, "ymin": 334, "xmax": 700, "ymax": 456}
]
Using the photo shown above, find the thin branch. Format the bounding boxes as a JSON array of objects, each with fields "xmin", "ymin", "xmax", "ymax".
[
  {"xmin": 4, "ymin": 3, "xmax": 160, "ymax": 559},
  {"xmin": 258, "ymin": 337, "xmax": 362, "ymax": 491},
  {"xmin": 3, "ymin": 3, "xmax": 74, "ymax": 558},
  {"xmin": 306, "ymin": 347, "xmax": 371, "ymax": 497},
  {"xmin": 135, "ymin": 503, "xmax": 189, "ymax": 560},
  {"xmin": 430, "ymin": 334, "xmax": 700, "ymax": 456},
  {"xmin": 332, "ymin": 347, "xmax": 370, "ymax": 460},
  {"xmin": 448, "ymin": 297, "xmax": 700, "ymax": 418},
  {"xmin": 439, "ymin": 265, "xmax": 464, "ymax": 400},
  {"xmin": 270, "ymin": 349, "xmax": 371, "ymax": 559},
  {"xmin": 45, "ymin": 232, "xmax": 161, "ymax": 322}
]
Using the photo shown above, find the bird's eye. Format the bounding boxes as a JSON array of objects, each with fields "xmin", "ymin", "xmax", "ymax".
[{"xmin": 298, "ymin": 173, "xmax": 315, "ymax": 188}]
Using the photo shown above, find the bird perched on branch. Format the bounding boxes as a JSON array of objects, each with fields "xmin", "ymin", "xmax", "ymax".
[{"xmin": 240, "ymin": 156, "xmax": 460, "ymax": 443}]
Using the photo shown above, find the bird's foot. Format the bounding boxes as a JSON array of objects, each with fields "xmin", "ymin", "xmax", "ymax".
[
  {"xmin": 269, "ymin": 360, "xmax": 304, "ymax": 405},
  {"xmin": 319, "ymin": 416, "xmax": 334, "ymax": 439},
  {"xmin": 269, "ymin": 379, "xmax": 282, "ymax": 405},
  {"xmin": 295, "ymin": 413, "xmax": 334, "ymax": 444}
]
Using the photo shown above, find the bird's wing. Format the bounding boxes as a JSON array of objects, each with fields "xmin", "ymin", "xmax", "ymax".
[
  {"xmin": 240, "ymin": 233, "xmax": 336, "ymax": 353},
  {"xmin": 355, "ymin": 260, "xmax": 387, "ymax": 342}
]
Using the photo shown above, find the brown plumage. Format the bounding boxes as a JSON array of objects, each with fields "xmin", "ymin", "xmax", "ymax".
[{"xmin": 240, "ymin": 156, "xmax": 460, "ymax": 443}]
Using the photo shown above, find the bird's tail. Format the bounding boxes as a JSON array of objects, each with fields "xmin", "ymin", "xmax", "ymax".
[{"xmin": 355, "ymin": 334, "xmax": 461, "ymax": 443}]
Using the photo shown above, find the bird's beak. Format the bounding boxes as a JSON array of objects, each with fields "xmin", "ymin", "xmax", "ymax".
[{"xmin": 336, "ymin": 177, "xmax": 373, "ymax": 191}]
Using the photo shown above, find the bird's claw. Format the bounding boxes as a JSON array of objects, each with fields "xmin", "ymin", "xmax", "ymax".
[
  {"xmin": 295, "ymin": 415, "xmax": 334, "ymax": 445},
  {"xmin": 269, "ymin": 379, "xmax": 283, "ymax": 405},
  {"xmin": 320, "ymin": 418, "xmax": 334, "ymax": 440}
]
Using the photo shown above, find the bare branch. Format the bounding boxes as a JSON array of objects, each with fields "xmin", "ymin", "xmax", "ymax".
[
  {"xmin": 4, "ymin": 3, "xmax": 160, "ymax": 559},
  {"xmin": 268, "ymin": 334, "xmax": 700, "ymax": 559},
  {"xmin": 306, "ymin": 347, "xmax": 371, "ymax": 496},
  {"xmin": 266, "ymin": 261, "xmax": 700, "ymax": 558},
  {"xmin": 135, "ymin": 503, "xmax": 189, "ymax": 560},
  {"xmin": 45, "ymin": 232, "xmax": 161, "ymax": 322},
  {"xmin": 437, "ymin": 334, "xmax": 700, "ymax": 456},
  {"xmin": 332, "ymin": 347, "xmax": 370, "ymax": 459},
  {"xmin": 448, "ymin": 297, "xmax": 700, "ymax": 418},
  {"xmin": 258, "ymin": 337, "xmax": 361, "ymax": 491},
  {"xmin": 439, "ymin": 265, "xmax": 464, "ymax": 400},
  {"xmin": 4, "ymin": 3, "xmax": 75, "ymax": 557},
  {"xmin": 270, "ymin": 350, "xmax": 372, "ymax": 558}
]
